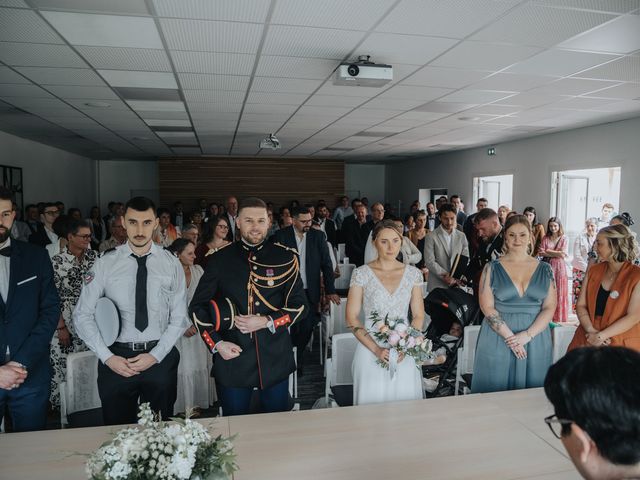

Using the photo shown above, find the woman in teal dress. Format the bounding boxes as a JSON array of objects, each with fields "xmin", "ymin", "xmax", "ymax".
[{"xmin": 472, "ymin": 214, "xmax": 555, "ymax": 393}]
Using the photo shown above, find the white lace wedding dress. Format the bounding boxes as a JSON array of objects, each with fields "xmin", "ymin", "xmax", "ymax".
[{"xmin": 350, "ymin": 264, "xmax": 424, "ymax": 406}]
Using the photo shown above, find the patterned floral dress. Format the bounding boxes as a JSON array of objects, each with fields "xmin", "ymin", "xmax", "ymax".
[
  {"xmin": 49, "ymin": 248, "xmax": 98, "ymax": 408},
  {"xmin": 540, "ymin": 235, "xmax": 569, "ymax": 323}
]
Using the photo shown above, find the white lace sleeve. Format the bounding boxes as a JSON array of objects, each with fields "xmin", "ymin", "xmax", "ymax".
[
  {"xmin": 409, "ymin": 266, "xmax": 423, "ymax": 286},
  {"xmin": 350, "ymin": 266, "xmax": 366, "ymax": 288}
]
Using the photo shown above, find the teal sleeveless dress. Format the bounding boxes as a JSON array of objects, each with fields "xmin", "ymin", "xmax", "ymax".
[{"xmin": 471, "ymin": 259, "xmax": 553, "ymax": 393}]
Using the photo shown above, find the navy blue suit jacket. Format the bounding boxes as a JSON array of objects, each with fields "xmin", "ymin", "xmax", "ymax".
[
  {"xmin": 0, "ymin": 240, "xmax": 60, "ymax": 386},
  {"xmin": 272, "ymin": 227, "xmax": 336, "ymax": 305}
]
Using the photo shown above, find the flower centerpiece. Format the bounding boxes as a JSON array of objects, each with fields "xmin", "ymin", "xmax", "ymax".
[
  {"xmin": 86, "ymin": 403, "xmax": 237, "ymax": 480},
  {"xmin": 368, "ymin": 310, "xmax": 432, "ymax": 370}
]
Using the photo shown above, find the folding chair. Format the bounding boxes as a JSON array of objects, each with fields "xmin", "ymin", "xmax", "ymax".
[
  {"xmin": 455, "ymin": 325, "xmax": 481, "ymax": 395},
  {"xmin": 325, "ymin": 333, "xmax": 358, "ymax": 407},
  {"xmin": 552, "ymin": 324, "xmax": 577, "ymax": 363},
  {"xmin": 60, "ymin": 351, "xmax": 103, "ymax": 428}
]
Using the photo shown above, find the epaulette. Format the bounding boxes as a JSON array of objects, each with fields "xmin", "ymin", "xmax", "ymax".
[
  {"xmin": 273, "ymin": 242, "xmax": 299, "ymax": 256},
  {"xmin": 205, "ymin": 242, "xmax": 232, "ymax": 257}
]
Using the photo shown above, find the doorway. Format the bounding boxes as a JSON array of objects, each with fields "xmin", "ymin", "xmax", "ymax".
[{"xmin": 472, "ymin": 174, "xmax": 513, "ymax": 210}]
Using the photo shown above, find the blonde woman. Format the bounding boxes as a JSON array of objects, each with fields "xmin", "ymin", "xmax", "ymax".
[{"xmin": 569, "ymin": 224, "xmax": 640, "ymax": 352}]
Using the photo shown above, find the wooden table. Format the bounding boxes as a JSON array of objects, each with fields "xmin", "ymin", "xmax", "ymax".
[{"xmin": 0, "ymin": 389, "xmax": 579, "ymax": 480}]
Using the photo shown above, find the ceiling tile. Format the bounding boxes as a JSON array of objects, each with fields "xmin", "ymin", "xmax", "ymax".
[
  {"xmin": 305, "ymin": 95, "xmax": 367, "ymax": 108},
  {"xmin": 188, "ymin": 102, "xmax": 242, "ymax": 113},
  {"xmin": 438, "ymin": 90, "xmax": 517, "ymax": 104},
  {"xmin": 246, "ymin": 91, "xmax": 309, "ymax": 105},
  {"xmin": 531, "ymin": 0, "xmax": 640, "ymax": 14},
  {"xmin": 31, "ymin": 0, "xmax": 149, "ymax": 15},
  {"xmin": 590, "ymin": 82, "xmax": 640, "ymax": 99},
  {"xmin": 160, "ymin": 18, "xmax": 263, "ymax": 53},
  {"xmin": 506, "ymin": 49, "xmax": 621, "ymax": 76},
  {"xmin": 126, "ymin": 100, "xmax": 186, "ymax": 112},
  {"xmin": 171, "ymin": 147, "xmax": 201, "ymax": 155},
  {"xmin": 560, "ymin": 15, "xmax": 640, "ymax": 54},
  {"xmin": 183, "ymin": 90, "xmax": 245, "ymax": 104},
  {"xmin": 272, "ymin": 0, "xmax": 392, "ymax": 29},
  {"xmin": 402, "ymin": 66, "xmax": 491, "ymax": 89},
  {"xmin": 153, "ymin": 0, "xmax": 270, "ymax": 22},
  {"xmin": 45, "ymin": 85, "xmax": 119, "ymax": 99},
  {"xmin": 470, "ymin": 4, "xmax": 615, "ymax": 47},
  {"xmin": 171, "ymin": 51, "xmax": 255, "ymax": 75},
  {"xmin": 98, "ymin": 70, "xmax": 178, "ymax": 89},
  {"xmin": 255, "ymin": 56, "xmax": 336, "ymax": 79},
  {"xmin": 555, "ymin": 96, "xmax": 616, "ymax": 110},
  {"xmin": 0, "ymin": 66, "xmax": 29, "ymax": 84},
  {"xmin": 432, "ymin": 42, "xmax": 542, "ymax": 71},
  {"xmin": 16, "ymin": 67, "xmax": 105, "ymax": 86},
  {"xmin": 263, "ymin": 25, "xmax": 365, "ymax": 59},
  {"xmin": 574, "ymin": 55, "xmax": 640, "ymax": 81},
  {"xmin": 380, "ymin": 85, "xmax": 453, "ymax": 101},
  {"xmin": 357, "ymin": 33, "xmax": 458, "ymax": 66},
  {"xmin": 0, "ymin": 1, "xmax": 29, "ymax": 7},
  {"xmin": 251, "ymin": 77, "xmax": 323, "ymax": 94},
  {"xmin": 0, "ymin": 8, "xmax": 63, "ymax": 43},
  {"xmin": 376, "ymin": 0, "xmax": 522, "ymax": 38},
  {"xmin": 0, "ymin": 83, "xmax": 53, "ymax": 97},
  {"xmin": 138, "ymin": 110, "xmax": 189, "ymax": 120},
  {"xmin": 77, "ymin": 46, "xmax": 171, "ymax": 71},
  {"xmin": 242, "ymin": 103, "xmax": 298, "ymax": 114},
  {"xmin": 0, "ymin": 42, "xmax": 86, "ymax": 68},
  {"xmin": 530, "ymin": 78, "xmax": 621, "ymax": 95},
  {"xmin": 468, "ymin": 73, "xmax": 557, "ymax": 92},
  {"xmin": 41, "ymin": 11, "xmax": 163, "ymax": 48},
  {"xmin": 178, "ymin": 73, "xmax": 250, "ymax": 91}
]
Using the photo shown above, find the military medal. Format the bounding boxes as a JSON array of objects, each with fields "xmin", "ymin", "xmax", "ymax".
[{"xmin": 266, "ymin": 268, "xmax": 275, "ymax": 286}]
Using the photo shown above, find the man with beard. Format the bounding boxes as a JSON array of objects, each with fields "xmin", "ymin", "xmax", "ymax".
[
  {"xmin": 0, "ymin": 186, "xmax": 60, "ymax": 432},
  {"xmin": 273, "ymin": 206, "xmax": 338, "ymax": 373},
  {"xmin": 466, "ymin": 208, "xmax": 503, "ymax": 297},
  {"xmin": 190, "ymin": 197, "xmax": 308, "ymax": 416},
  {"xmin": 74, "ymin": 197, "xmax": 189, "ymax": 424}
]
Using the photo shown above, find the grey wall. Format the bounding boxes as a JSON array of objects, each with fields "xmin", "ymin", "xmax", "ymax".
[
  {"xmin": 345, "ymin": 163, "xmax": 386, "ymax": 205},
  {"xmin": 386, "ymin": 116, "xmax": 640, "ymax": 222},
  {"xmin": 98, "ymin": 159, "xmax": 159, "ymax": 213},
  {"xmin": 0, "ymin": 130, "xmax": 97, "ymax": 215}
]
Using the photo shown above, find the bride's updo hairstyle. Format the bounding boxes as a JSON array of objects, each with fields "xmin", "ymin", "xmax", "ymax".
[
  {"xmin": 372, "ymin": 219, "xmax": 403, "ymax": 242},
  {"xmin": 597, "ymin": 224, "xmax": 639, "ymax": 263},
  {"xmin": 502, "ymin": 214, "xmax": 533, "ymax": 255}
]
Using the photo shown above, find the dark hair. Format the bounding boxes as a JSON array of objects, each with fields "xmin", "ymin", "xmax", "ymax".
[
  {"xmin": 450, "ymin": 195, "xmax": 460, "ymax": 201},
  {"xmin": 125, "ymin": 197, "xmax": 156, "ymax": 215},
  {"xmin": 67, "ymin": 218, "xmax": 91, "ymax": 237},
  {"xmin": 157, "ymin": 207, "xmax": 170, "ymax": 217},
  {"xmin": 351, "ymin": 198, "xmax": 361, "ymax": 208},
  {"xmin": 0, "ymin": 186, "xmax": 13, "ymax": 202},
  {"xmin": 546, "ymin": 216, "xmax": 564, "ymax": 237},
  {"xmin": 523, "ymin": 206, "xmax": 539, "ymax": 225},
  {"xmin": 474, "ymin": 208, "xmax": 498, "ymax": 224},
  {"xmin": 52, "ymin": 215, "xmax": 71, "ymax": 238},
  {"xmin": 438, "ymin": 203, "xmax": 457, "ymax": 217},
  {"xmin": 39, "ymin": 202, "xmax": 57, "ymax": 214},
  {"xmin": 89, "ymin": 206, "xmax": 100, "ymax": 218},
  {"xmin": 291, "ymin": 206, "xmax": 311, "ymax": 217},
  {"xmin": 25, "ymin": 203, "xmax": 37, "ymax": 211},
  {"xmin": 167, "ymin": 238, "xmax": 194, "ymax": 256},
  {"xmin": 239, "ymin": 197, "xmax": 267, "ymax": 213},
  {"xmin": 611, "ymin": 212, "xmax": 634, "ymax": 227},
  {"xmin": 412, "ymin": 209, "xmax": 426, "ymax": 222},
  {"xmin": 477, "ymin": 197, "xmax": 488, "ymax": 204},
  {"xmin": 544, "ymin": 347, "xmax": 640, "ymax": 466},
  {"xmin": 67, "ymin": 207, "xmax": 81, "ymax": 218},
  {"xmin": 203, "ymin": 215, "xmax": 229, "ymax": 243}
]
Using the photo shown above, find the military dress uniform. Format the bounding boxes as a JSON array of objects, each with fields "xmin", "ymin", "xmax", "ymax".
[
  {"xmin": 189, "ymin": 240, "xmax": 308, "ymax": 416},
  {"xmin": 73, "ymin": 242, "xmax": 190, "ymax": 424}
]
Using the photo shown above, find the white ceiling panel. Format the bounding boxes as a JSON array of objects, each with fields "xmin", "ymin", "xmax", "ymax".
[
  {"xmin": 16, "ymin": 67, "xmax": 105, "ymax": 86},
  {"xmin": 590, "ymin": 82, "xmax": 640, "ymax": 100},
  {"xmin": 532, "ymin": 0, "xmax": 640, "ymax": 15},
  {"xmin": 263, "ymin": 25, "xmax": 365, "ymax": 59},
  {"xmin": 555, "ymin": 96, "xmax": 616, "ymax": 110},
  {"xmin": 241, "ymin": 103, "xmax": 298, "ymax": 115},
  {"xmin": 178, "ymin": 73, "xmax": 250, "ymax": 91},
  {"xmin": 574, "ymin": 55, "xmax": 640, "ymax": 81},
  {"xmin": 0, "ymin": 1, "xmax": 29, "ymax": 7},
  {"xmin": 160, "ymin": 18, "xmax": 263, "ymax": 54},
  {"xmin": 246, "ymin": 91, "xmax": 309, "ymax": 105},
  {"xmin": 493, "ymin": 92, "xmax": 568, "ymax": 108},
  {"xmin": 153, "ymin": 0, "xmax": 271, "ymax": 23},
  {"xmin": 0, "ymin": 42, "xmax": 85, "ymax": 68},
  {"xmin": 432, "ymin": 42, "xmax": 542, "ymax": 71},
  {"xmin": 31, "ymin": 0, "xmax": 149, "ymax": 15},
  {"xmin": 0, "ymin": 9, "xmax": 64, "ymax": 44},
  {"xmin": 251, "ymin": 77, "xmax": 323, "ymax": 94},
  {"xmin": 559, "ymin": 15, "xmax": 640, "ymax": 54},
  {"xmin": 380, "ymin": 85, "xmax": 453, "ymax": 102},
  {"xmin": 98, "ymin": 70, "xmax": 177, "ymax": 89},
  {"xmin": 255, "ymin": 56, "xmax": 336, "ymax": 80},
  {"xmin": 506, "ymin": 49, "xmax": 621, "ymax": 76},
  {"xmin": 138, "ymin": 110, "xmax": 189, "ymax": 120},
  {"xmin": 296, "ymin": 105, "xmax": 352, "ymax": 117},
  {"xmin": 402, "ymin": 66, "xmax": 491, "ymax": 89},
  {"xmin": 272, "ymin": 0, "xmax": 392, "ymax": 30},
  {"xmin": 41, "ymin": 11, "xmax": 163, "ymax": 49},
  {"xmin": 530, "ymin": 78, "xmax": 621, "ymax": 96},
  {"xmin": 438, "ymin": 90, "xmax": 517, "ymax": 104},
  {"xmin": 363, "ymin": 96, "xmax": 432, "ymax": 110},
  {"xmin": 0, "ymin": 66, "xmax": 30, "ymax": 84},
  {"xmin": 144, "ymin": 119, "xmax": 192, "ymax": 127},
  {"xmin": 77, "ymin": 46, "xmax": 171, "ymax": 72},
  {"xmin": 171, "ymin": 51, "xmax": 255, "ymax": 75},
  {"xmin": 377, "ymin": 0, "xmax": 522, "ymax": 38},
  {"xmin": 305, "ymin": 95, "xmax": 368, "ymax": 108},
  {"xmin": 469, "ymin": 73, "xmax": 558, "ymax": 92},
  {"xmin": 0, "ymin": 84, "xmax": 53, "ymax": 97},
  {"xmin": 314, "ymin": 82, "xmax": 387, "ymax": 97},
  {"xmin": 188, "ymin": 102, "xmax": 242, "ymax": 113},
  {"xmin": 126, "ymin": 100, "xmax": 186, "ymax": 112},
  {"xmin": 357, "ymin": 33, "xmax": 458, "ymax": 66},
  {"xmin": 183, "ymin": 89, "xmax": 245, "ymax": 104},
  {"xmin": 46, "ymin": 85, "xmax": 119, "ymax": 99},
  {"xmin": 470, "ymin": 4, "xmax": 615, "ymax": 47}
]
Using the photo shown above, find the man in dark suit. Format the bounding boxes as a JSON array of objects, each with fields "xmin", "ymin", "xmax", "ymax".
[
  {"xmin": 342, "ymin": 204, "xmax": 373, "ymax": 267},
  {"xmin": 0, "ymin": 187, "xmax": 60, "ymax": 432},
  {"xmin": 28, "ymin": 203, "xmax": 60, "ymax": 247},
  {"xmin": 273, "ymin": 206, "xmax": 340, "ymax": 372},
  {"xmin": 316, "ymin": 203, "xmax": 337, "ymax": 247}
]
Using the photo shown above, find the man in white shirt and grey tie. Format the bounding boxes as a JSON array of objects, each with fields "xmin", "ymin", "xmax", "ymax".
[{"xmin": 74, "ymin": 197, "xmax": 189, "ymax": 425}]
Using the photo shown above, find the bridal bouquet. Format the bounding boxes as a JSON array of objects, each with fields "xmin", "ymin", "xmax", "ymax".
[
  {"xmin": 86, "ymin": 403, "xmax": 237, "ymax": 480},
  {"xmin": 369, "ymin": 311, "xmax": 432, "ymax": 372}
]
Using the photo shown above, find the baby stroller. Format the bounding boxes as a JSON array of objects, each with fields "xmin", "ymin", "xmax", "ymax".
[{"xmin": 422, "ymin": 287, "xmax": 482, "ymax": 397}]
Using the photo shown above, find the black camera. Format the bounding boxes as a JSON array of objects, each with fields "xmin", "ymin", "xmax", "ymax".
[{"xmin": 347, "ymin": 64, "xmax": 360, "ymax": 77}]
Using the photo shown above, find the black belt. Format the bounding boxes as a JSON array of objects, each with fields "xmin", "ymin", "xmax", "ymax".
[{"xmin": 113, "ymin": 340, "xmax": 159, "ymax": 352}]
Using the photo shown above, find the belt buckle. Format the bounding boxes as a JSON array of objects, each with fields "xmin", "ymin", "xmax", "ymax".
[{"xmin": 132, "ymin": 342, "xmax": 146, "ymax": 351}]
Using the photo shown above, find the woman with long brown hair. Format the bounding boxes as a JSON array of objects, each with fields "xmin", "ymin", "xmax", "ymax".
[{"xmin": 539, "ymin": 217, "xmax": 569, "ymax": 323}]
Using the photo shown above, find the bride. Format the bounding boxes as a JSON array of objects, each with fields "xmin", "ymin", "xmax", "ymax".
[{"xmin": 346, "ymin": 219, "xmax": 425, "ymax": 405}]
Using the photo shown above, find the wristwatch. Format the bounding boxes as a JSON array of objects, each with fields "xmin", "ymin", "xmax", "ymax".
[{"xmin": 265, "ymin": 316, "xmax": 276, "ymax": 334}]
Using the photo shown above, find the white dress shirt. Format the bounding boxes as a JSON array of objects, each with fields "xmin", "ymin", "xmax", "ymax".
[
  {"xmin": 0, "ymin": 238, "xmax": 10, "ymax": 302},
  {"xmin": 73, "ymin": 241, "xmax": 190, "ymax": 364},
  {"xmin": 295, "ymin": 231, "xmax": 308, "ymax": 289}
]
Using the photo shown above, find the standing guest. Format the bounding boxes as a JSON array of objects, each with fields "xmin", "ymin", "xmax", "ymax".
[
  {"xmin": 273, "ymin": 206, "xmax": 339, "ymax": 373},
  {"xmin": 404, "ymin": 214, "xmax": 415, "ymax": 234},
  {"xmin": 171, "ymin": 201, "xmax": 185, "ymax": 231},
  {"xmin": 224, "ymin": 196, "xmax": 239, "ymax": 241},
  {"xmin": 67, "ymin": 208, "xmax": 82, "ymax": 221},
  {"xmin": 28, "ymin": 203, "xmax": 59, "ymax": 247},
  {"xmin": 472, "ymin": 215, "xmax": 555, "ymax": 393},
  {"xmin": 540, "ymin": 217, "xmax": 569, "ymax": 323},
  {"xmin": 266, "ymin": 207, "xmax": 279, "ymax": 238},
  {"xmin": 55, "ymin": 201, "xmax": 65, "ymax": 215},
  {"xmin": 425, "ymin": 202, "xmax": 437, "ymax": 231},
  {"xmin": 332, "ymin": 195, "xmax": 353, "ymax": 230},
  {"xmin": 167, "ymin": 239, "xmax": 210, "ymax": 415},
  {"xmin": 102, "ymin": 201, "xmax": 117, "ymax": 238},
  {"xmin": 45, "ymin": 215, "xmax": 71, "ymax": 259},
  {"xmin": 408, "ymin": 210, "xmax": 429, "ymax": 250},
  {"xmin": 342, "ymin": 204, "xmax": 373, "ymax": 267},
  {"xmin": 571, "ymin": 218, "xmax": 598, "ymax": 313},
  {"xmin": 450, "ymin": 195, "xmax": 466, "ymax": 230},
  {"xmin": 205, "ymin": 203, "xmax": 219, "ymax": 223},
  {"xmin": 195, "ymin": 216, "xmax": 230, "ymax": 268},
  {"xmin": 190, "ymin": 197, "xmax": 308, "ymax": 416},
  {"xmin": 304, "ymin": 203, "xmax": 315, "ymax": 221},
  {"xmin": 435, "ymin": 195, "xmax": 448, "ymax": 211},
  {"xmin": 24, "ymin": 204, "xmax": 40, "ymax": 236},
  {"xmin": 523, "ymin": 206, "xmax": 546, "ymax": 257},
  {"xmin": 497, "ymin": 205, "xmax": 510, "ymax": 226},
  {"xmin": 153, "ymin": 208, "xmax": 180, "ymax": 247},
  {"xmin": 278, "ymin": 209, "xmax": 293, "ymax": 229},
  {"xmin": 99, "ymin": 216, "xmax": 127, "ymax": 253},
  {"xmin": 197, "ymin": 199, "xmax": 208, "ymax": 220},
  {"xmin": 423, "ymin": 203, "xmax": 469, "ymax": 291},
  {"xmin": 463, "ymin": 197, "xmax": 489, "ymax": 257},
  {"xmin": 316, "ymin": 203, "xmax": 337, "ymax": 247},
  {"xmin": 596, "ymin": 202, "xmax": 615, "ymax": 231},
  {"xmin": 467, "ymin": 208, "xmax": 504, "ymax": 296},
  {"xmin": 181, "ymin": 223, "xmax": 200, "ymax": 245},
  {"xmin": 49, "ymin": 219, "xmax": 98, "ymax": 409},
  {"xmin": 87, "ymin": 206, "xmax": 106, "ymax": 251},
  {"xmin": 74, "ymin": 197, "xmax": 190, "ymax": 424},
  {"xmin": 610, "ymin": 212, "xmax": 634, "ymax": 227},
  {"xmin": 568, "ymin": 224, "xmax": 640, "ymax": 352},
  {"xmin": 544, "ymin": 347, "xmax": 640, "ymax": 480},
  {"xmin": 0, "ymin": 186, "xmax": 60, "ymax": 432},
  {"xmin": 190, "ymin": 211, "xmax": 204, "ymax": 237}
]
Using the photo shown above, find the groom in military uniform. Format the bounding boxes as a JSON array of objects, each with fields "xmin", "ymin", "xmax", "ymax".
[{"xmin": 189, "ymin": 197, "xmax": 308, "ymax": 416}]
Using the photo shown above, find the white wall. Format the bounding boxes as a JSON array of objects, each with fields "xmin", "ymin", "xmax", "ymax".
[
  {"xmin": 386, "ymin": 116, "xmax": 640, "ymax": 224},
  {"xmin": 345, "ymin": 163, "xmax": 386, "ymax": 204},
  {"xmin": 97, "ymin": 159, "xmax": 159, "ymax": 212},
  {"xmin": 0, "ymin": 131, "xmax": 97, "ymax": 215}
]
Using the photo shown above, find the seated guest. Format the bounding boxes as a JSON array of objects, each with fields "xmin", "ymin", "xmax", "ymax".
[
  {"xmin": 404, "ymin": 214, "xmax": 415, "ymax": 234},
  {"xmin": 9, "ymin": 204, "xmax": 31, "ymax": 242},
  {"xmin": 99, "ymin": 216, "xmax": 127, "ymax": 252},
  {"xmin": 224, "ymin": 196, "xmax": 238, "ymax": 241},
  {"xmin": 24, "ymin": 203, "xmax": 41, "ymax": 236},
  {"xmin": 67, "ymin": 208, "xmax": 82, "ymax": 221},
  {"xmin": 153, "ymin": 207, "xmax": 180, "ymax": 247},
  {"xmin": 315, "ymin": 203, "xmax": 337, "ymax": 247},
  {"xmin": 194, "ymin": 216, "xmax": 230, "ymax": 268},
  {"xmin": 87, "ymin": 206, "xmax": 106, "ymax": 250},
  {"xmin": 544, "ymin": 347, "xmax": 640, "ymax": 480},
  {"xmin": 423, "ymin": 203, "xmax": 469, "ymax": 291},
  {"xmin": 497, "ymin": 205, "xmax": 510, "ymax": 226},
  {"xmin": 29, "ymin": 202, "xmax": 59, "ymax": 247},
  {"xmin": 205, "ymin": 202, "xmax": 219, "ymax": 223},
  {"xmin": 450, "ymin": 195, "xmax": 466, "ymax": 230},
  {"xmin": 342, "ymin": 204, "xmax": 373, "ymax": 266},
  {"xmin": 190, "ymin": 210, "xmax": 204, "ymax": 237},
  {"xmin": 171, "ymin": 201, "xmax": 185, "ymax": 231},
  {"xmin": 569, "ymin": 224, "xmax": 640, "ymax": 352},
  {"xmin": 46, "ymin": 215, "xmax": 71, "ymax": 259},
  {"xmin": 278, "ymin": 208, "xmax": 293, "ymax": 229},
  {"xmin": 181, "ymin": 223, "xmax": 200, "ymax": 245}
]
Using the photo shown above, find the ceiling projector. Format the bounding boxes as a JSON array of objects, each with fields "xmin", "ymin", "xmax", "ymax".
[
  {"xmin": 334, "ymin": 55, "xmax": 392, "ymax": 87},
  {"xmin": 259, "ymin": 133, "xmax": 281, "ymax": 150}
]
